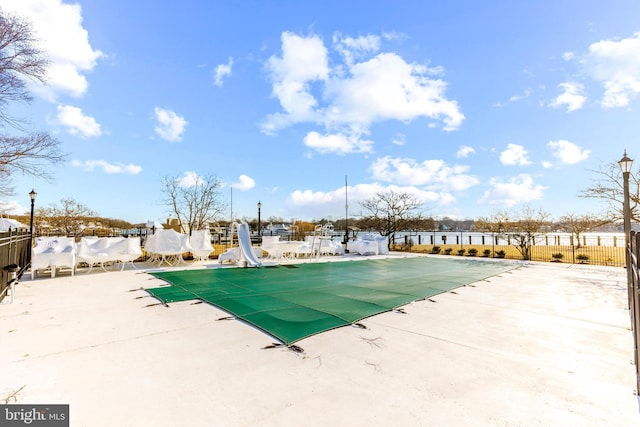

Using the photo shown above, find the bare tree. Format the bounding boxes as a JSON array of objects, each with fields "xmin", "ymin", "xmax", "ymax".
[
  {"xmin": 474, "ymin": 210, "xmax": 508, "ymax": 235},
  {"xmin": 359, "ymin": 190, "xmax": 424, "ymax": 247},
  {"xmin": 476, "ymin": 205, "xmax": 550, "ymax": 260},
  {"xmin": 0, "ymin": 9, "xmax": 65, "ymax": 195},
  {"xmin": 161, "ymin": 172, "xmax": 226, "ymax": 234},
  {"xmin": 557, "ymin": 213, "xmax": 607, "ymax": 248},
  {"xmin": 0, "ymin": 8, "xmax": 49, "ymax": 125},
  {"xmin": 37, "ymin": 198, "xmax": 97, "ymax": 237},
  {"xmin": 580, "ymin": 161, "xmax": 639, "ymax": 223},
  {"xmin": 0, "ymin": 132, "xmax": 66, "ymax": 196}
]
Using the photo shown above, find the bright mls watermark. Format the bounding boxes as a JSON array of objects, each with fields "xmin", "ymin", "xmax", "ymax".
[{"xmin": 0, "ymin": 405, "xmax": 69, "ymax": 426}]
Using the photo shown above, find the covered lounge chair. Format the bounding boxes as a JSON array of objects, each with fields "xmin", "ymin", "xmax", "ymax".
[
  {"xmin": 77, "ymin": 236, "xmax": 143, "ymax": 273},
  {"xmin": 144, "ymin": 229, "xmax": 193, "ymax": 266},
  {"xmin": 189, "ymin": 229, "xmax": 214, "ymax": 262},
  {"xmin": 31, "ymin": 237, "xmax": 77, "ymax": 279}
]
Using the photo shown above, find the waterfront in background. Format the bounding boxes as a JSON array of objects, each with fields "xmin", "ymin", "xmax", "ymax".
[{"xmin": 392, "ymin": 231, "xmax": 626, "ymax": 247}]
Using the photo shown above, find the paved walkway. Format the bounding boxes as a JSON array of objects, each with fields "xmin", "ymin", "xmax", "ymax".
[{"xmin": 1, "ymin": 255, "xmax": 638, "ymax": 426}]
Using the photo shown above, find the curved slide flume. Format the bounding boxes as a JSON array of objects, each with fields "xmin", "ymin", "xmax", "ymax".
[{"xmin": 237, "ymin": 222, "xmax": 262, "ymax": 267}]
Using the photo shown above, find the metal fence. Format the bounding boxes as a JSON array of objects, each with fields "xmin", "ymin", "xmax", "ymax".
[
  {"xmin": 0, "ymin": 229, "xmax": 32, "ymax": 303},
  {"xmin": 629, "ymin": 231, "xmax": 640, "ymax": 394},
  {"xmin": 36, "ymin": 227, "xmax": 151, "ymax": 240},
  {"xmin": 391, "ymin": 232, "xmax": 626, "ymax": 266}
]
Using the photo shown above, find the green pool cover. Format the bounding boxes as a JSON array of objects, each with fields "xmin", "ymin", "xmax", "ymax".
[{"xmin": 146, "ymin": 257, "xmax": 517, "ymax": 344}]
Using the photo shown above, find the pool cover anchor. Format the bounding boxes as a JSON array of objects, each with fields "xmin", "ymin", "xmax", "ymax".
[
  {"xmin": 144, "ymin": 302, "xmax": 170, "ymax": 308},
  {"xmin": 262, "ymin": 343, "xmax": 305, "ymax": 354}
]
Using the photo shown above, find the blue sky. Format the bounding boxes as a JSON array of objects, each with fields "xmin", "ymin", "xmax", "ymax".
[{"xmin": 2, "ymin": 0, "xmax": 639, "ymax": 225}]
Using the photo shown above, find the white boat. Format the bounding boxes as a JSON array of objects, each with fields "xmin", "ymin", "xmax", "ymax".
[{"xmin": 263, "ymin": 223, "xmax": 291, "ymax": 237}]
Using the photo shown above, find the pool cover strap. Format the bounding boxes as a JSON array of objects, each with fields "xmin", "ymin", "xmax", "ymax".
[{"xmin": 146, "ymin": 257, "xmax": 517, "ymax": 344}]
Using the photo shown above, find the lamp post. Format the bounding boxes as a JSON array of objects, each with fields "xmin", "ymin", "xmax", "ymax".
[
  {"xmin": 257, "ymin": 201, "xmax": 262, "ymax": 244},
  {"xmin": 27, "ymin": 189, "xmax": 37, "ymax": 269},
  {"xmin": 619, "ymin": 151, "xmax": 633, "ymax": 310},
  {"xmin": 29, "ymin": 189, "xmax": 37, "ymax": 234}
]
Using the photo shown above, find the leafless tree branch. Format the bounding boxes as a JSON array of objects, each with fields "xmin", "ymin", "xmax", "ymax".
[
  {"xmin": 579, "ymin": 161, "xmax": 639, "ymax": 223},
  {"xmin": 161, "ymin": 173, "xmax": 226, "ymax": 233}
]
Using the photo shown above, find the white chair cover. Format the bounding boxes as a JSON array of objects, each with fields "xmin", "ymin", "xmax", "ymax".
[
  {"xmin": 144, "ymin": 229, "xmax": 193, "ymax": 265},
  {"xmin": 189, "ymin": 229, "xmax": 214, "ymax": 261},
  {"xmin": 32, "ymin": 237, "xmax": 77, "ymax": 279},
  {"xmin": 77, "ymin": 236, "xmax": 142, "ymax": 272},
  {"xmin": 347, "ymin": 233, "xmax": 388, "ymax": 256}
]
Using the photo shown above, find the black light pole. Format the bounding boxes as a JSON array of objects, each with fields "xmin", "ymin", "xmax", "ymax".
[
  {"xmin": 29, "ymin": 189, "xmax": 37, "ymax": 234},
  {"xmin": 257, "ymin": 201, "xmax": 262, "ymax": 244},
  {"xmin": 618, "ymin": 151, "xmax": 633, "ymax": 310},
  {"xmin": 27, "ymin": 189, "xmax": 37, "ymax": 269}
]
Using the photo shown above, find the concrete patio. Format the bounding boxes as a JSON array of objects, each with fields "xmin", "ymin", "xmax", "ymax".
[{"xmin": 1, "ymin": 254, "xmax": 638, "ymax": 426}]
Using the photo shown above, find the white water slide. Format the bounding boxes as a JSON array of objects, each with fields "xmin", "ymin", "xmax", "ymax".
[{"xmin": 236, "ymin": 222, "xmax": 262, "ymax": 267}]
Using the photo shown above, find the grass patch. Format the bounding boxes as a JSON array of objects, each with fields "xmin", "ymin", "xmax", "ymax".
[{"xmin": 393, "ymin": 244, "xmax": 625, "ymax": 266}]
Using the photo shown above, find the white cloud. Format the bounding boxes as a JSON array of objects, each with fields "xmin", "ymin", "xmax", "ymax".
[
  {"xmin": 549, "ymin": 82, "xmax": 586, "ymax": 112},
  {"xmin": 261, "ymin": 31, "xmax": 464, "ymax": 152},
  {"xmin": 178, "ymin": 171, "xmax": 203, "ymax": 187},
  {"xmin": 391, "ymin": 133, "xmax": 406, "ymax": 146},
  {"xmin": 3, "ymin": 0, "xmax": 104, "ymax": 100},
  {"xmin": 303, "ymin": 131, "xmax": 374, "ymax": 154},
  {"xmin": 582, "ymin": 32, "xmax": 640, "ymax": 108},
  {"xmin": 479, "ymin": 174, "xmax": 546, "ymax": 207},
  {"xmin": 154, "ymin": 107, "xmax": 188, "ymax": 142},
  {"xmin": 547, "ymin": 139, "xmax": 590, "ymax": 164},
  {"xmin": 495, "ymin": 88, "xmax": 533, "ymax": 107},
  {"xmin": 500, "ymin": 144, "xmax": 531, "ymax": 166},
  {"xmin": 288, "ymin": 182, "xmax": 446, "ymax": 218},
  {"xmin": 508, "ymin": 88, "xmax": 533, "ymax": 103},
  {"xmin": 456, "ymin": 145, "xmax": 475, "ymax": 158},
  {"xmin": 231, "ymin": 174, "xmax": 255, "ymax": 191},
  {"xmin": 71, "ymin": 159, "xmax": 142, "ymax": 174},
  {"xmin": 213, "ymin": 57, "xmax": 233, "ymax": 87},
  {"xmin": 56, "ymin": 105, "xmax": 102, "ymax": 137},
  {"xmin": 281, "ymin": 156, "xmax": 481, "ymax": 218},
  {"xmin": 324, "ymin": 51, "xmax": 463, "ymax": 130},
  {"xmin": 333, "ymin": 33, "xmax": 380, "ymax": 67},
  {"xmin": 262, "ymin": 31, "xmax": 329, "ymax": 132},
  {"xmin": 0, "ymin": 200, "xmax": 26, "ymax": 215},
  {"xmin": 370, "ymin": 156, "xmax": 479, "ymax": 191}
]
